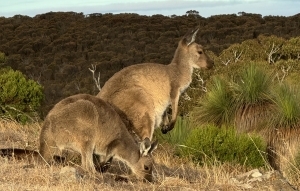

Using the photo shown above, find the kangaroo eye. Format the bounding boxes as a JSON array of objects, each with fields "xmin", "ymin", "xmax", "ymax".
[
  {"xmin": 144, "ymin": 165, "xmax": 150, "ymax": 171},
  {"xmin": 198, "ymin": 51, "xmax": 203, "ymax": 54}
]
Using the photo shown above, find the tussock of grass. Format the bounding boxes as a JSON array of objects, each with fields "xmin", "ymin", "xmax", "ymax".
[
  {"xmin": 232, "ymin": 63, "xmax": 272, "ymax": 106},
  {"xmin": 192, "ymin": 76, "xmax": 235, "ymax": 127},
  {"xmin": 270, "ymin": 83, "xmax": 300, "ymax": 128}
]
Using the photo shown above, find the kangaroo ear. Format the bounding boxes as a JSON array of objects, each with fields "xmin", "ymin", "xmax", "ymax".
[
  {"xmin": 140, "ymin": 137, "xmax": 151, "ymax": 156},
  {"xmin": 183, "ymin": 28, "xmax": 199, "ymax": 46}
]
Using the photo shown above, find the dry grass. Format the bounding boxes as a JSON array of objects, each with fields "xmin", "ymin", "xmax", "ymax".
[
  {"xmin": 268, "ymin": 146, "xmax": 300, "ymax": 189},
  {"xmin": 0, "ymin": 118, "xmax": 40, "ymax": 149},
  {"xmin": 0, "ymin": 119, "xmax": 298, "ymax": 191}
]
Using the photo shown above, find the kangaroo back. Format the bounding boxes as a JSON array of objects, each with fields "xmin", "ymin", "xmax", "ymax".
[{"xmin": 98, "ymin": 28, "xmax": 214, "ymax": 140}]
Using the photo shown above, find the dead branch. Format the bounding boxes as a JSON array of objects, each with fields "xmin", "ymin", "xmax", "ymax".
[
  {"xmin": 182, "ymin": 92, "xmax": 191, "ymax": 101},
  {"xmin": 221, "ymin": 59, "xmax": 231, "ymax": 66},
  {"xmin": 267, "ymin": 43, "xmax": 281, "ymax": 64},
  {"xmin": 195, "ymin": 71, "xmax": 207, "ymax": 92},
  {"xmin": 88, "ymin": 64, "xmax": 101, "ymax": 91},
  {"xmin": 232, "ymin": 50, "xmax": 243, "ymax": 63},
  {"xmin": 273, "ymin": 65, "xmax": 291, "ymax": 83}
]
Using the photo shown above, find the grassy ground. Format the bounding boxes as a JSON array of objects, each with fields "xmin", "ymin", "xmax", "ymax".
[{"xmin": 0, "ymin": 119, "xmax": 297, "ymax": 191}]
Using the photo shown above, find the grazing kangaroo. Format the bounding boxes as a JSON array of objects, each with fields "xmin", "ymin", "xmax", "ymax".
[
  {"xmin": 39, "ymin": 94, "xmax": 157, "ymax": 182},
  {"xmin": 98, "ymin": 28, "xmax": 214, "ymax": 140}
]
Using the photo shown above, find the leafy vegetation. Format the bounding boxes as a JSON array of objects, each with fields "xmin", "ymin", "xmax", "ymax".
[
  {"xmin": 0, "ymin": 67, "xmax": 44, "ymax": 123},
  {"xmin": 180, "ymin": 124, "xmax": 267, "ymax": 168},
  {"xmin": 156, "ymin": 115, "xmax": 267, "ymax": 168},
  {"xmin": 190, "ymin": 60, "xmax": 300, "ymax": 178}
]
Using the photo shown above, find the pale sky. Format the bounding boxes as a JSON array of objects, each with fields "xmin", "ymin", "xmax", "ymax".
[{"xmin": 1, "ymin": 0, "xmax": 299, "ymax": 18}]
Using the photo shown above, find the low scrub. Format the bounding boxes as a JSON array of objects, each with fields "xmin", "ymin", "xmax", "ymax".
[
  {"xmin": 0, "ymin": 67, "xmax": 44, "ymax": 124},
  {"xmin": 180, "ymin": 124, "xmax": 267, "ymax": 168}
]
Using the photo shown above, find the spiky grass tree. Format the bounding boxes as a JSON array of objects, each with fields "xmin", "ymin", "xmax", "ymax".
[
  {"xmin": 268, "ymin": 83, "xmax": 300, "ymax": 180},
  {"xmin": 193, "ymin": 63, "xmax": 274, "ymax": 132},
  {"xmin": 232, "ymin": 63, "xmax": 274, "ymax": 133},
  {"xmin": 192, "ymin": 76, "xmax": 235, "ymax": 127}
]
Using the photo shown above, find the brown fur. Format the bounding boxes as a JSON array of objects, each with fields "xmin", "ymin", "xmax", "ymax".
[
  {"xmin": 38, "ymin": 94, "xmax": 157, "ymax": 182},
  {"xmin": 98, "ymin": 28, "xmax": 214, "ymax": 140}
]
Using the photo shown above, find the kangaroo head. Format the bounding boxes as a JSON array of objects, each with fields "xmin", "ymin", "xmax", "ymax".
[
  {"xmin": 131, "ymin": 138, "xmax": 158, "ymax": 182},
  {"xmin": 178, "ymin": 28, "xmax": 214, "ymax": 69}
]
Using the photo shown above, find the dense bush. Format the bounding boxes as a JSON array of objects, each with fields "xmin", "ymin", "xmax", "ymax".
[
  {"xmin": 180, "ymin": 124, "xmax": 267, "ymax": 168},
  {"xmin": 0, "ymin": 67, "xmax": 44, "ymax": 123}
]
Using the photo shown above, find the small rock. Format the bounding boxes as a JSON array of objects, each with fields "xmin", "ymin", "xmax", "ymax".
[
  {"xmin": 233, "ymin": 170, "xmax": 297, "ymax": 190},
  {"xmin": 261, "ymin": 171, "xmax": 273, "ymax": 180},
  {"xmin": 236, "ymin": 169, "xmax": 260, "ymax": 180},
  {"xmin": 251, "ymin": 171, "xmax": 262, "ymax": 178},
  {"xmin": 59, "ymin": 166, "xmax": 82, "ymax": 182},
  {"xmin": 240, "ymin": 183, "xmax": 253, "ymax": 189}
]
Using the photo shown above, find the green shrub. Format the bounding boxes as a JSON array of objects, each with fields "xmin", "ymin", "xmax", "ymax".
[
  {"xmin": 155, "ymin": 116, "xmax": 191, "ymax": 146},
  {"xmin": 0, "ymin": 68, "xmax": 44, "ymax": 123},
  {"xmin": 155, "ymin": 116, "xmax": 193, "ymax": 156},
  {"xmin": 180, "ymin": 124, "xmax": 267, "ymax": 168}
]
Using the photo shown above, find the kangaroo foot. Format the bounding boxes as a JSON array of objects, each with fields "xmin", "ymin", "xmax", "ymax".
[{"xmin": 161, "ymin": 121, "xmax": 176, "ymax": 134}]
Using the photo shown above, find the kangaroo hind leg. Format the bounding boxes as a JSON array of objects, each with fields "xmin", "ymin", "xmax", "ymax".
[{"xmin": 80, "ymin": 141, "xmax": 95, "ymax": 173}]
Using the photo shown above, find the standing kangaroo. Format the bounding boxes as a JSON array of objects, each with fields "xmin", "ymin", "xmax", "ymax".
[
  {"xmin": 39, "ymin": 94, "xmax": 157, "ymax": 182},
  {"xmin": 97, "ymin": 28, "xmax": 214, "ymax": 140}
]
